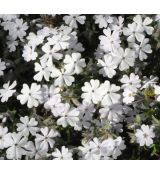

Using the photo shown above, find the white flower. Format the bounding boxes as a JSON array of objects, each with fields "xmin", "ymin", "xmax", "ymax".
[
  {"xmin": 41, "ymin": 84, "xmax": 60, "ymax": 103},
  {"xmin": 22, "ymin": 45, "xmax": 38, "ymax": 62},
  {"xmin": 105, "ymin": 138, "xmax": 119, "ymax": 159},
  {"xmin": 25, "ymin": 141, "xmax": 48, "ymax": 160},
  {"xmin": 51, "ymin": 67, "xmax": 75, "ymax": 87},
  {"xmin": 154, "ymin": 85, "xmax": 160, "ymax": 101},
  {"xmin": 0, "ymin": 58, "xmax": 6, "ymax": 76},
  {"xmin": 135, "ymin": 125, "xmax": 155, "ymax": 147},
  {"xmin": 63, "ymin": 14, "xmax": 86, "ymax": 28},
  {"xmin": 37, "ymin": 27, "xmax": 56, "ymax": 38},
  {"xmin": 52, "ymin": 146, "xmax": 73, "ymax": 160},
  {"xmin": 0, "ymin": 81, "xmax": 17, "ymax": 102},
  {"xmin": 34, "ymin": 60, "xmax": 50, "ymax": 82},
  {"xmin": 78, "ymin": 101, "xmax": 95, "ymax": 119},
  {"xmin": 44, "ymin": 93, "xmax": 61, "ymax": 109},
  {"xmin": 88, "ymin": 137, "xmax": 105, "ymax": 159},
  {"xmin": 94, "ymin": 15, "xmax": 113, "ymax": 28},
  {"xmin": 35, "ymin": 127, "xmax": 59, "ymax": 151},
  {"xmin": 9, "ymin": 18, "xmax": 28, "ymax": 40},
  {"xmin": 68, "ymin": 38, "xmax": 84, "ymax": 52},
  {"xmin": 57, "ymin": 103, "xmax": 79, "ymax": 127},
  {"xmin": 110, "ymin": 16, "xmax": 124, "ymax": 33},
  {"xmin": 47, "ymin": 33, "xmax": 70, "ymax": 51},
  {"xmin": 16, "ymin": 116, "xmax": 39, "ymax": 136},
  {"xmin": 41, "ymin": 43, "xmax": 63, "ymax": 61},
  {"xmin": 122, "ymin": 88, "xmax": 136, "ymax": 104},
  {"xmin": 74, "ymin": 114, "xmax": 91, "ymax": 131},
  {"xmin": 78, "ymin": 142, "xmax": 94, "ymax": 160},
  {"xmin": 64, "ymin": 53, "xmax": 86, "ymax": 74},
  {"xmin": 4, "ymin": 132, "xmax": 28, "ymax": 159},
  {"xmin": 112, "ymin": 137, "xmax": 126, "ymax": 159},
  {"xmin": 81, "ymin": 79, "xmax": 102, "ymax": 104},
  {"xmin": 0, "ymin": 14, "xmax": 18, "ymax": 21},
  {"xmin": 130, "ymin": 37, "xmax": 152, "ymax": 61},
  {"xmin": 98, "ymin": 55, "xmax": 118, "ymax": 78},
  {"xmin": 48, "ymin": 95, "xmax": 64, "ymax": 117},
  {"xmin": 79, "ymin": 137, "xmax": 125, "ymax": 160},
  {"xmin": 133, "ymin": 15, "xmax": 154, "ymax": 35},
  {"xmin": 99, "ymin": 28, "xmax": 120, "ymax": 52},
  {"xmin": 89, "ymin": 137, "xmax": 117, "ymax": 159},
  {"xmin": 0, "ymin": 126, "xmax": 8, "ymax": 149},
  {"xmin": 17, "ymin": 83, "xmax": 42, "ymax": 108},
  {"xmin": 116, "ymin": 48, "xmax": 135, "ymax": 71},
  {"xmin": 100, "ymin": 80, "xmax": 121, "ymax": 106},
  {"xmin": 27, "ymin": 32, "xmax": 44, "ymax": 47},
  {"xmin": 123, "ymin": 22, "xmax": 144, "ymax": 42},
  {"xmin": 1, "ymin": 20, "xmax": 13, "ymax": 31},
  {"xmin": 120, "ymin": 73, "xmax": 141, "ymax": 92},
  {"xmin": 41, "ymin": 85, "xmax": 62, "ymax": 115},
  {"xmin": 74, "ymin": 102, "xmax": 95, "ymax": 130},
  {"xmin": 7, "ymin": 40, "xmax": 18, "ymax": 52},
  {"xmin": 95, "ymin": 45, "xmax": 107, "ymax": 59},
  {"xmin": 99, "ymin": 104, "xmax": 124, "ymax": 123}
]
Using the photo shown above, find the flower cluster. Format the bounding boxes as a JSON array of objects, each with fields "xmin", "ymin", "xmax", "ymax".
[{"xmin": 0, "ymin": 14, "xmax": 160, "ymax": 159}]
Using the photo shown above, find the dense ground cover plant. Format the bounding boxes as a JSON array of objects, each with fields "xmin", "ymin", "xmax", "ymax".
[{"xmin": 0, "ymin": 14, "xmax": 160, "ymax": 160}]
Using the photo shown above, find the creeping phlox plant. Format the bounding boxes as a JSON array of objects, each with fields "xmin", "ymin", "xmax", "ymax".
[{"xmin": 0, "ymin": 14, "xmax": 160, "ymax": 160}]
